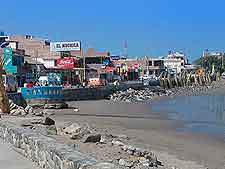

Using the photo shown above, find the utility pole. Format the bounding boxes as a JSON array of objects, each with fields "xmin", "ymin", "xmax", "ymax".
[
  {"xmin": 222, "ymin": 52, "xmax": 224, "ymax": 71},
  {"xmin": 83, "ymin": 51, "xmax": 86, "ymax": 81},
  {"xmin": 35, "ymin": 50, "xmax": 38, "ymax": 81}
]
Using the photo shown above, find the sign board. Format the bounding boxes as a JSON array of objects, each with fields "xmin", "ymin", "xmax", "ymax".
[
  {"xmin": 56, "ymin": 57, "xmax": 75, "ymax": 68},
  {"xmin": 110, "ymin": 55, "xmax": 120, "ymax": 60},
  {"xmin": 3, "ymin": 48, "xmax": 17, "ymax": 74},
  {"xmin": 50, "ymin": 41, "xmax": 81, "ymax": 52}
]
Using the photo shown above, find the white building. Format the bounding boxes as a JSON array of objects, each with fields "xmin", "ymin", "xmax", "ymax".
[{"xmin": 164, "ymin": 51, "xmax": 187, "ymax": 74}]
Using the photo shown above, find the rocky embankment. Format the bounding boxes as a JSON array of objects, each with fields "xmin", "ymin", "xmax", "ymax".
[
  {"xmin": 10, "ymin": 116, "xmax": 168, "ymax": 169},
  {"xmin": 110, "ymin": 79, "xmax": 225, "ymax": 103},
  {"xmin": 110, "ymin": 87, "xmax": 172, "ymax": 102}
]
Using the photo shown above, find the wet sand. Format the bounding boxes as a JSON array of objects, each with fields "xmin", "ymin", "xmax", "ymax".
[{"xmin": 53, "ymin": 100, "xmax": 225, "ymax": 169}]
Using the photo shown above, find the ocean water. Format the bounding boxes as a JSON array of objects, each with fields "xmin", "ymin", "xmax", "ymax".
[{"xmin": 151, "ymin": 95, "xmax": 225, "ymax": 137}]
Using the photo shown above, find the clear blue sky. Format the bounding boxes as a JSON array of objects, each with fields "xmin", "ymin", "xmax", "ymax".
[{"xmin": 2, "ymin": 0, "xmax": 225, "ymax": 61}]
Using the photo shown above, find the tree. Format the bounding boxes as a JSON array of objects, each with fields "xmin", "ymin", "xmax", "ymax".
[
  {"xmin": 0, "ymin": 50, "xmax": 10, "ymax": 114},
  {"xmin": 193, "ymin": 56, "xmax": 225, "ymax": 73}
]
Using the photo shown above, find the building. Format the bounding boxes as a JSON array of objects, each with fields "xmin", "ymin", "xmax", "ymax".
[
  {"xmin": 164, "ymin": 51, "xmax": 187, "ymax": 74},
  {"xmin": 1, "ymin": 48, "xmax": 28, "ymax": 86},
  {"xmin": 202, "ymin": 49, "xmax": 224, "ymax": 58},
  {"xmin": 7, "ymin": 35, "xmax": 61, "ymax": 68},
  {"xmin": 143, "ymin": 57, "xmax": 165, "ymax": 76}
]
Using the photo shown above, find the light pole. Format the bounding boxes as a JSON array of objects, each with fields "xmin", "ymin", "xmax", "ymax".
[
  {"xmin": 35, "ymin": 50, "xmax": 39, "ymax": 81},
  {"xmin": 83, "ymin": 51, "xmax": 86, "ymax": 81}
]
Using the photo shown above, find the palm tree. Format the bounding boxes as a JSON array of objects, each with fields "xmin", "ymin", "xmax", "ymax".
[{"xmin": 0, "ymin": 50, "xmax": 10, "ymax": 114}]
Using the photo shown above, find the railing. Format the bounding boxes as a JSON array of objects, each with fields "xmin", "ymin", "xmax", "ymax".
[{"xmin": 20, "ymin": 86, "xmax": 63, "ymax": 100}]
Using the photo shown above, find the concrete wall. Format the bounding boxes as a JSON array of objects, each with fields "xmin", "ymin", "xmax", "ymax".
[{"xmin": 63, "ymin": 82, "xmax": 144, "ymax": 101}]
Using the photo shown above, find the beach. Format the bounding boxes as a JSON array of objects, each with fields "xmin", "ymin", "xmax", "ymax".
[{"xmin": 51, "ymin": 97, "xmax": 225, "ymax": 169}]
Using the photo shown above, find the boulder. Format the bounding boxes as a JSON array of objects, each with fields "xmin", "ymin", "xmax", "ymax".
[
  {"xmin": 118, "ymin": 159, "xmax": 134, "ymax": 167},
  {"xmin": 63, "ymin": 123, "xmax": 82, "ymax": 134},
  {"xmin": 10, "ymin": 108, "xmax": 26, "ymax": 116},
  {"xmin": 83, "ymin": 134, "xmax": 101, "ymax": 143},
  {"xmin": 63, "ymin": 123, "xmax": 91, "ymax": 139},
  {"xmin": 111, "ymin": 139, "xmax": 125, "ymax": 146},
  {"xmin": 43, "ymin": 117, "xmax": 55, "ymax": 126},
  {"xmin": 47, "ymin": 125, "xmax": 57, "ymax": 135},
  {"xmin": 25, "ymin": 105, "xmax": 34, "ymax": 114},
  {"xmin": 43, "ymin": 109, "xmax": 55, "ymax": 116},
  {"xmin": 33, "ymin": 109, "xmax": 44, "ymax": 116}
]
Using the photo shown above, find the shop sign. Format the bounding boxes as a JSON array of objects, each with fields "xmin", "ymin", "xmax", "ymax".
[
  {"xmin": 103, "ymin": 59, "xmax": 110, "ymax": 65},
  {"xmin": 56, "ymin": 57, "xmax": 75, "ymax": 68},
  {"xmin": 134, "ymin": 64, "xmax": 138, "ymax": 69},
  {"xmin": 50, "ymin": 41, "xmax": 81, "ymax": 52}
]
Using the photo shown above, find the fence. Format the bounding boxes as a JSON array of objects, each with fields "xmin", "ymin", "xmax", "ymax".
[{"xmin": 20, "ymin": 86, "xmax": 63, "ymax": 100}]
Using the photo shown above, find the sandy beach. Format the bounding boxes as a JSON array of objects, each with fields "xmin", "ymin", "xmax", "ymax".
[{"xmin": 52, "ymin": 98, "xmax": 225, "ymax": 169}]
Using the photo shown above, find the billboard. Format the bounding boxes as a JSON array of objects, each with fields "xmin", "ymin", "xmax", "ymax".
[
  {"xmin": 50, "ymin": 41, "xmax": 81, "ymax": 52},
  {"xmin": 3, "ymin": 48, "xmax": 17, "ymax": 73},
  {"xmin": 56, "ymin": 57, "xmax": 75, "ymax": 68}
]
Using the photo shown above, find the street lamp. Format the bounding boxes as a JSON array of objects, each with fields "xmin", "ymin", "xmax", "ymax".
[{"xmin": 83, "ymin": 51, "xmax": 86, "ymax": 81}]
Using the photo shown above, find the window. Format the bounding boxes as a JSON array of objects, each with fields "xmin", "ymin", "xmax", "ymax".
[
  {"xmin": 148, "ymin": 61, "xmax": 153, "ymax": 66},
  {"xmin": 25, "ymin": 35, "xmax": 32, "ymax": 39},
  {"xmin": 154, "ymin": 60, "xmax": 163, "ymax": 66},
  {"xmin": 45, "ymin": 41, "xmax": 50, "ymax": 46}
]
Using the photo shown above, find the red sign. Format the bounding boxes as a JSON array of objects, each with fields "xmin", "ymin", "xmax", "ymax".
[
  {"xmin": 134, "ymin": 64, "xmax": 138, "ymax": 69},
  {"xmin": 56, "ymin": 57, "xmax": 75, "ymax": 68}
]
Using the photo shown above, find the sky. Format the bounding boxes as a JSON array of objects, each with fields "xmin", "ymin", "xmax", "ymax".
[{"xmin": 1, "ymin": 0, "xmax": 225, "ymax": 61}]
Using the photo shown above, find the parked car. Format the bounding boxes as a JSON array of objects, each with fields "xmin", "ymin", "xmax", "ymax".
[
  {"xmin": 139, "ymin": 74, "xmax": 156, "ymax": 80},
  {"xmin": 113, "ymin": 75, "xmax": 122, "ymax": 81},
  {"xmin": 221, "ymin": 72, "xmax": 225, "ymax": 78}
]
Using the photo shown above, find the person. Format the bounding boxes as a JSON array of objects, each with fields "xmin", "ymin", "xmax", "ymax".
[
  {"xmin": 82, "ymin": 79, "xmax": 86, "ymax": 88},
  {"xmin": 23, "ymin": 82, "xmax": 27, "ymax": 87},
  {"xmin": 26, "ymin": 81, "xmax": 33, "ymax": 88},
  {"xmin": 35, "ymin": 81, "xmax": 41, "ymax": 86}
]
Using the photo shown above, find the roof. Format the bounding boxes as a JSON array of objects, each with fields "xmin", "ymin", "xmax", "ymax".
[{"xmin": 24, "ymin": 57, "xmax": 43, "ymax": 65}]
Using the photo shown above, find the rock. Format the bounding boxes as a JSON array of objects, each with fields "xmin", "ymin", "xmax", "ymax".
[
  {"xmin": 63, "ymin": 123, "xmax": 91, "ymax": 139},
  {"xmin": 83, "ymin": 134, "xmax": 101, "ymax": 143},
  {"xmin": 43, "ymin": 117, "xmax": 55, "ymax": 126},
  {"xmin": 63, "ymin": 123, "xmax": 82, "ymax": 134},
  {"xmin": 121, "ymin": 145, "xmax": 129, "ymax": 151},
  {"xmin": 44, "ymin": 104, "xmax": 56, "ymax": 109},
  {"xmin": 33, "ymin": 109, "xmax": 44, "ymax": 116},
  {"xmin": 111, "ymin": 139, "xmax": 125, "ymax": 146},
  {"xmin": 99, "ymin": 138, "xmax": 106, "ymax": 144},
  {"xmin": 114, "ymin": 134, "xmax": 129, "ymax": 140},
  {"xmin": 134, "ymin": 147, "xmax": 145, "ymax": 157},
  {"xmin": 118, "ymin": 159, "xmax": 133, "ymax": 167},
  {"xmin": 10, "ymin": 108, "xmax": 26, "ymax": 116},
  {"xmin": 70, "ymin": 132, "xmax": 83, "ymax": 140},
  {"xmin": 21, "ymin": 122, "xmax": 33, "ymax": 127},
  {"xmin": 47, "ymin": 125, "xmax": 57, "ymax": 135},
  {"xmin": 138, "ymin": 157, "xmax": 149, "ymax": 164},
  {"xmin": 25, "ymin": 105, "xmax": 34, "ymax": 114},
  {"xmin": 44, "ymin": 102, "xmax": 68, "ymax": 109},
  {"xmin": 43, "ymin": 109, "xmax": 55, "ymax": 116},
  {"xmin": 30, "ymin": 119, "xmax": 42, "ymax": 124}
]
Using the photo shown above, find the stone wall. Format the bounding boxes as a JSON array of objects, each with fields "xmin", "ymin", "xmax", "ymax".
[
  {"xmin": 0, "ymin": 121, "xmax": 122, "ymax": 169},
  {"xmin": 63, "ymin": 82, "xmax": 144, "ymax": 101}
]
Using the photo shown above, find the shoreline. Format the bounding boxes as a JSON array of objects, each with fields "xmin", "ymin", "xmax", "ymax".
[
  {"xmin": 2, "ymin": 80, "xmax": 225, "ymax": 169},
  {"xmin": 52, "ymin": 80, "xmax": 225, "ymax": 169}
]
